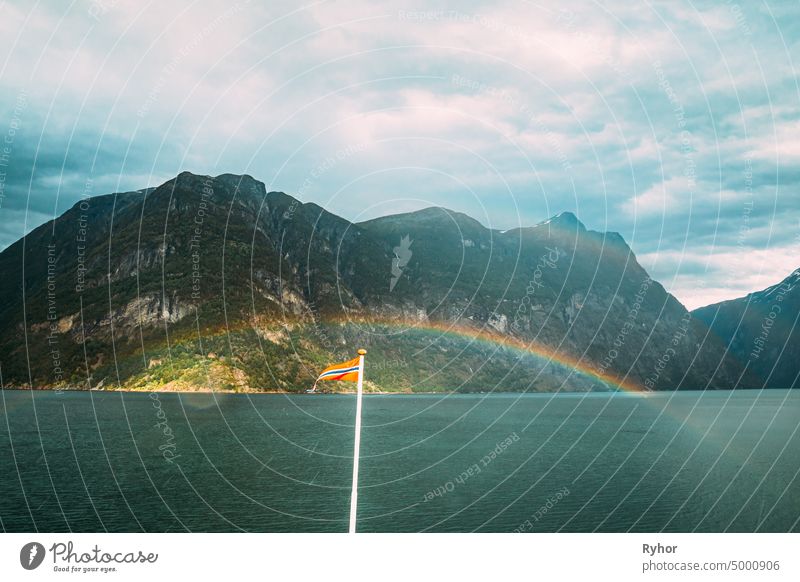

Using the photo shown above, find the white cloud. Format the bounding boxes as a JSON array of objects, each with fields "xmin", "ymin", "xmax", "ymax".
[
  {"xmin": 0, "ymin": 0, "xmax": 797, "ymax": 308},
  {"xmin": 625, "ymin": 177, "xmax": 684, "ymax": 217},
  {"xmin": 640, "ymin": 244, "xmax": 800, "ymax": 310}
]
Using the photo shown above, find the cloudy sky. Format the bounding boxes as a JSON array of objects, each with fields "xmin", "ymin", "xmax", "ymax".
[{"xmin": 0, "ymin": 0, "xmax": 797, "ymax": 309}]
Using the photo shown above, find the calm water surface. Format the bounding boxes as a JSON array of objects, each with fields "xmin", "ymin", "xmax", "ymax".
[{"xmin": 1, "ymin": 389, "xmax": 798, "ymax": 532}]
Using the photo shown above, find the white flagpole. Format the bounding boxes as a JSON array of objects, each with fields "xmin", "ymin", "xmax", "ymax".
[{"xmin": 349, "ymin": 348, "xmax": 366, "ymax": 533}]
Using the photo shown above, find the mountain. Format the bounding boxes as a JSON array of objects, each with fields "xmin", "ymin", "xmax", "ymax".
[
  {"xmin": 692, "ymin": 269, "xmax": 799, "ymax": 388},
  {"xmin": 0, "ymin": 172, "xmax": 751, "ymax": 393}
]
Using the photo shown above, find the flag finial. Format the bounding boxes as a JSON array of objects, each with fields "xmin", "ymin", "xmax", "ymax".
[{"xmin": 357, "ymin": 349, "xmax": 367, "ymax": 355}]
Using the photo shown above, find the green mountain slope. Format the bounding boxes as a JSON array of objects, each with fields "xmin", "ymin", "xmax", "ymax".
[
  {"xmin": 0, "ymin": 172, "xmax": 753, "ymax": 392},
  {"xmin": 693, "ymin": 269, "xmax": 799, "ymax": 388}
]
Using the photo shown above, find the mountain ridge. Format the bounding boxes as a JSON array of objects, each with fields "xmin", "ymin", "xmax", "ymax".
[
  {"xmin": 692, "ymin": 268, "xmax": 799, "ymax": 388},
  {"xmin": 0, "ymin": 171, "xmax": 764, "ymax": 393}
]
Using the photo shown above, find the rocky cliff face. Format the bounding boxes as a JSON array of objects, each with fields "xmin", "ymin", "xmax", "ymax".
[
  {"xmin": 0, "ymin": 172, "xmax": 752, "ymax": 392},
  {"xmin": 693, "ymin": 269, "xmax": 799, "ymax": 388}
]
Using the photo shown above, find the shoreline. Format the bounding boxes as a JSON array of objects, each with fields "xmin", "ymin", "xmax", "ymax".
[
  {"xmin": 0, "ymin": 386, "xmax": 445, "ymax": 395},
  {"xmin": 0, "ymin": 387, "xmax": 786, "ymax": 395}
]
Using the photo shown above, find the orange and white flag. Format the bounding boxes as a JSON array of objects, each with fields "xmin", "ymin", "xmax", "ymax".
[{"xmin": 314, "ymin": 355, "xmax": 361, "ymax": 385}]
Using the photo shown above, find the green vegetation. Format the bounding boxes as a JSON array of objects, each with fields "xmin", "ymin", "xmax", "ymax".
[{"xmin": 0, "ymin": 172, "xmax": 755, "ymax": 393}]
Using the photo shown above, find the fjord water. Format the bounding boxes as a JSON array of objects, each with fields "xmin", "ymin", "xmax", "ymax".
[{"xmin": 1, "ymin": 390, "xmax": 798, "ymax": 532}]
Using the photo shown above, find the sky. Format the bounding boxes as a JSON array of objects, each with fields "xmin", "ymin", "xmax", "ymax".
[{"xmin": 0, "ymin": 0, "xmax": 797, "ymax": 310}]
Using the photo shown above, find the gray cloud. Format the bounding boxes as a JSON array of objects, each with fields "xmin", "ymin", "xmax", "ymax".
[{"xmin": 0, "ymin": 0, "xmax": 797, "ymax": 308}]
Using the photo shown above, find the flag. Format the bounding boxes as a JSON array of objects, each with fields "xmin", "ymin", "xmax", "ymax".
[
  {"xmin": 314, "ymin": 355, "xmax": 361, "ymax": 384},
  {"xmin": 310, "ymin": 350, "xmax": 367, "ymax": 532}
]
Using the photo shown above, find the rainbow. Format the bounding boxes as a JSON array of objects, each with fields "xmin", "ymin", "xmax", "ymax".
[
  {"xmin": 329, "ymin": 317, "xmax": 645, "ymax": 393},
  {"xmin": 170, "ymin": 314, "xmax": 645, "ymax": 393}
]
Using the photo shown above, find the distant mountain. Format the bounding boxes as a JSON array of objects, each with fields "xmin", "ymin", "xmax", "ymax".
[
  {"xmin": 693, "ymin": 269, "xmax": 799, "ymax": 388},
  {"xmin": 0, "ymin": 172, "xmax": 752, "ymax": 392}
]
